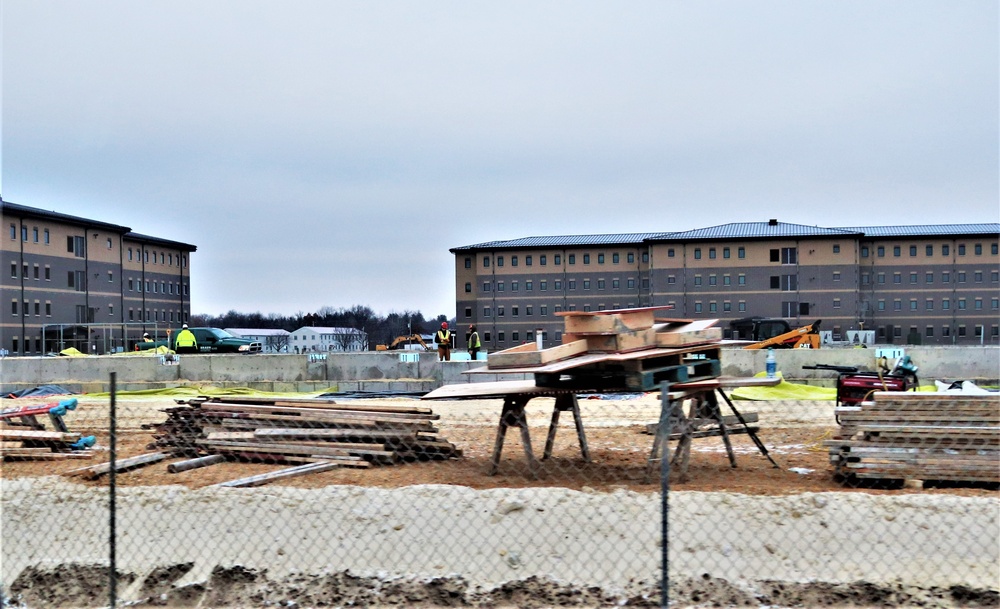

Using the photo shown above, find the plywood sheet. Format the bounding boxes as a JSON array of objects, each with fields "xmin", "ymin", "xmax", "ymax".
[{"xmin": 486, "ymin": 339, "xmax": 589, "ymax": 369}]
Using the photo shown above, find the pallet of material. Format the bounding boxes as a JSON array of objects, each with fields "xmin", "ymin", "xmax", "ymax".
[
  {"xmin": 144, "ymin": 396, "xmax": 462, "ymax": 472},
  {"xmin": 825, "ymin": 392, "xmax": 1000, "ymax": 484}
]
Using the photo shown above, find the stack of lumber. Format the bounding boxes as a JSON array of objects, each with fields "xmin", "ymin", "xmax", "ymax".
[
  {"xmin": 482, "ymin": 307, "xmax": 723, "ymax": 391},
  {"xmin": 825, "ymin": 392, "xmax": 1000, "ymax": 484},
  {"xmin": 0, "ymin": 429, "xmax": 95, "ymax": 460},
  {"xmin": 145, "ymin": 396, "xmax": 462, "ymax": 466}
]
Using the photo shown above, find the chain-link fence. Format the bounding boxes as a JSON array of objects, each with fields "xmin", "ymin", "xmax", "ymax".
[{"xmin": 2, "ymin": 374, "xmax": 998, "ymax": 608}]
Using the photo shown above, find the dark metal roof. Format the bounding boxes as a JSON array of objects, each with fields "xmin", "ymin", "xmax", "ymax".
[
  {"xmin": 452, "ymin": 220, "xmax": 998, "ymax": 252},
  {"xmin": 125, "ymin": 232, "xmax": 197, "ymax": 252},
  {"xmin": 1, "ymin": 197, "xmax": 130, "ymax": 233},
  {"xmin": 836, "ymin": 224, "xmax": 1000, "ymax": 238},
  {"xmin": 650, "ymin": 221, "xmax": 861, "ymax": 241},
  {"xmin": 451, "ymin": 232, "xmax": 667, "ymax": 252}
]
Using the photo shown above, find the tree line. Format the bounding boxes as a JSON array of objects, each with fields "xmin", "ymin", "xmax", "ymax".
[{"xmin": 190, "ymin": 306, "xmax": 449, "ymax": 351}]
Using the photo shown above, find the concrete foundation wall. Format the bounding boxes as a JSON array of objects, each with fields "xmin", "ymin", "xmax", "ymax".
[{"xmin": 1, "ymin": 346, "xmax": 996, "ymax": 394}]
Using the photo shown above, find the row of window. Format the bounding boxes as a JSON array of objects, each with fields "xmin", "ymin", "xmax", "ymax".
[
  {"xmin": 474, "ymin": 251, "xmax": 649, "ymax": 269},
  {"xmin": 10, "ymin": 262, "xmax": 52, "ymax": 281},
  {"xmin": 862, "ymin": 243, "xmax": 997, "ymax": 258},
  {"xmin": 473, "ymin": 277, "xmax": 646, "ymax": 293},
  {"xmin": 9, "ymin": 224, "xmax": 51, "ymax": 244},
  {"xmin": 875, "ymin": 297, "xmax": 998, "ymax": 311},
  {"xmin": 127, "ymin": 278, "xmax": 189, "ymax": 296},
  {"xmin": 883, "ymin": 325, "xmax": 996, "ymax": 339},
  {"xmin": 862, "ymin": 270, "xmax": 998, "ymax": 285},
  {"xmin": 127, "ymin": 248, "xmax": 187, "ymax": 267},
  {"xmin": 128, "ymin": 309, "xmax": 187, "ymax": 323},
  {"xmin": 10, "ymin": 300, "xmax": 53, "ymax": 317}
]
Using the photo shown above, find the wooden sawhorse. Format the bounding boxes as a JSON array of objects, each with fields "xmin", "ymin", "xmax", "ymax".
[
  {"xmin": 644, "ymin": 380, "xmax": 780, "ymax": 483},
  {"xmin": 489, "ymin": 392, "xmax": 591, "ymax": 479}
]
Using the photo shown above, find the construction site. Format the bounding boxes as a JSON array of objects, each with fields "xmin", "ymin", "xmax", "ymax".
[{"xmin": 1, "ymin": 309, "xmax": 998, "ymax": 608}]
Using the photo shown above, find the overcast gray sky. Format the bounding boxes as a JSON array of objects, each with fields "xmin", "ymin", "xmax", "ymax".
[{"xmin": 2, "ymin": 1, "xmax": 997, "ymax": 319}]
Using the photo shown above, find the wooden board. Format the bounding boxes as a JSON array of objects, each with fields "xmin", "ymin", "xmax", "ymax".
[
  {"xmin": 655, "ymin": 324, "xmax": 722, "ymax": 347},
  {"xmin": 563, "ymin": 328, "xmax": 657, "ymax": 353},
  {"xmin": 422, "ymin": 380, "xmax": 573, "ymax": 400},
  {"xmin": 486, "ymin": 339, "xmax": 588, "ymax": 369},
  {"xmin": 0, "ymin": 430, "xmax": 81, "ymax": 442},
  {"xmin": 561, "ymin": 309, "xmax": 657, "ymax": 334}
]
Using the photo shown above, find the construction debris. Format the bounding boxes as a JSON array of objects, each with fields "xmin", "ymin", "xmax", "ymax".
[
  {"xmin": 479, "ymin": 310, "xmax": 723, "ymax": 392},
  {"xmin": 826, "ymin": 392, "xmax": 1000, "ymax": 485},
  {"xmin": 126, "ymin": 396, "xmax": 459, "ymax": 484},
  {"xmin": 0, "ymin": 399, "xmax": 96, "ymax": 460}
]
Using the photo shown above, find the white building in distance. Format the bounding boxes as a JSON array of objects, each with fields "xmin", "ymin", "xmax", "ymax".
[
  {"xmin": 289, "ymin": 326, "xmax": 366, "ymax": 353},
  {"xmin": 226, "ymin": 328, "xmax": 291, "ymax": 353}
]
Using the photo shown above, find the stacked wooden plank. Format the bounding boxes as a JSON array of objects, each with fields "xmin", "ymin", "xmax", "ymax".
[
  {"xmin": 0, "ymin": 429, "xmax": 95, "ymax": 460},
  {"xmin": 145, "ymin": 396, "xmax": 462, "ymax": 466},
  {"xmin": 826, "ymin": 393, "xmax": 1000, "ymax": 484},
  {"xmin": 482, "ymin": 308, "xmax": 723, "ymax": 391}
]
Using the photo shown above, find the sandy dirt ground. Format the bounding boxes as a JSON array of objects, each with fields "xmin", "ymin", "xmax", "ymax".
[{"xmin": 1, "ymin": 392, "xmax": 998, "ymax": 608}]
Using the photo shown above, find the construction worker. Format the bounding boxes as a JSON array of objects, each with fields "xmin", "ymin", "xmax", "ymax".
[
  {"xmin": 174, "ymin": 324, "xmax": 198, "ymax": 354},
  {"xmin": 467, "ymin": 324, "xmax": 481, "ymax": 361},
  {"xmin": 436, "ymin": 322, "xmax": 452, "ymax": 362},
  {"xmin": 142, "ymin": 333, "xmax": 153, "ymax": 343}
]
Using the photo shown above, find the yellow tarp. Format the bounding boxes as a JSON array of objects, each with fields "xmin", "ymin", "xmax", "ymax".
[
  {"xmin": 58, "ymin": 348, "xmax": 86, "ymax": 357},
  {"xmin": 731, "ymin": 371, "xmax": 936, "ymax": 400},
  {"xmin": 731, "ymin": 372, "xmax": 838, "ymax": 400}
]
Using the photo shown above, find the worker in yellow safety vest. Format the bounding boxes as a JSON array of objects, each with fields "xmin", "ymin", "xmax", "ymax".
[
  {"xmin": 467, "ymin": 324, "xmax": 481, "ymax": 361},
  {"xmin": 174, "ymin": 324, "xmax": 198, "ymax": 354},
  {"xmin": 436, "ymin": 322, "xmax": 452, "ymax": 362}
]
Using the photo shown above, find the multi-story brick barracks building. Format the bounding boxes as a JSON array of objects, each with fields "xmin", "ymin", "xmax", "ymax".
[{"xmin": 453, "ymin": 220, "xmax": 999, "ymax": 350}]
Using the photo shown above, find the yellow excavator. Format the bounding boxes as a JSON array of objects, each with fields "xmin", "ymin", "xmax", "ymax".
[
  {"xmin": 741, "ymin": 319, "xmax": 822, "ymax": 350},
  {"xmin": 375, "ymin": 334, "xmax": 432, "ymax": 351}
]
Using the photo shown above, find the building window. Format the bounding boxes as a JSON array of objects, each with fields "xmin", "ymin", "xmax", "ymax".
[
  {"xmin": 512, "ymin": 306, "xmax": 519, "ymax": 317},
  {"xmin": 723, "ymin": 247, "xmax": 730, "ymax": 259},
  {"xmin": 709, "ymin": 302, "xmax": 717, "ymax": 312},
  {"xmin": 614, "ymin": 278, "xmax": 622, "ymax": 288},
  {"xmin": 708, "ymin": 248, "xmax": 716, "ymax": 259},
  {"xmin": 958, "ymin": 244, "xmax": 966, "ymax": 255},
  {"xmin": 483, "ymin": 307, "xmax": 491, "ymax": 318},
  {"xmin": 738, "ymin": 301, "xmax": 746, "ymax": 312},
  {"xmin": 738, "ymin": 274, "xmax": 746, "ymax": 285},
  {"xmin": 909, "ymin": 272, "xmax": 917, "ymax": 284},
  {"xmin": 876, "ymin": 246, "xmax": 885, "ymax": 257},
  {"xmin": 942, "ymin": 271, "xmax": 951, "ymax": 283},
  {"xmin": 511, "ymin": 331, "xmax": 519, "ymax": 341},
  {"xmin": 525, "ymin": 305, "xmax": 533, "ymax": 316},
  {"xmin": 708, "ymin": 275, "xmax": 717, "ymax": 286},
  {"xmin": 723, "ymin": 275, "xmax": 731, "ymax": 286},
  {"xmin": 465, "ymin": 282, "xmax": 472, "ymax": 293},
  {"xmin": 833, "ymin": 298, "xmax": 841, "ymax": 309},
  {"xmin": 861, "ymin": 246, "xmax": 869, "ymax": 257},
  {"xmin": 628, "ymin": 252, "xmax": 635, "ymax": 263},
  {"xmin": 893, "ymin": 246, "xmax": 901, "ymax": 257},
  {"xmin": 554, "ymin": 280, "xmax": 562, "ymax": 290},
  {"xmin": 925, "ymin": 299, "xmax": 933, "ymax": 310},
  {"xmin": 667, "ymin": 248, "xmax": 675, "ymax": 258},
  {"xmin": 568, "ymin": 279, "xmax": 576, "ymax": 290},
  {"xmin": 958, "ymin": 299, "xmax": 966, "ymax": 310},
  {"xmin": 511, "ymin": 281, "xmax": 519, "ymax": 292},
  {"xmin": 482, "ymin": 282, "xmax": 491, "ymax": 292},
  {"xmin": 464, "ymin": 257, "xmax": 472, "ymax": 269},
  {"xmin": 525, "ymin": 255, "xmax": 532, "ymax": 266},
  {"xmin": 894, "ymin": 299, "xmax": 902, "ymax": 311},
  {"xmin": 877, "ymin": 300, "xmax": 885, "ymax": 311},
  {"xmin": 526, "ymin": 280, "xmax": 533, "ymax": 291},
  {"xmin": 583, "ymin": 254, "xmax": 590, "ymax": 264},
  {"xmin": 597, "ymin": 279, "xmax": 605, "ymax": 290},
  {"xmin": 582, "ymin": 279, "xmax": 590, "ymax": 290},
  {"xmin": 975, "ymin": 271, "xmax": 983, "ymax": 283},
  {"xmin": 694, "ymin": 302, "xmax": 702, "ymax": 313},
  {"xmin": 833, "ymin": 244, "xmax": 840, "ymax": 254},
  {"xmin": 568, "ymin": 254, "xmax": 575, "ymax": 264},
  {"xmin": 723, "ymin": 301, "xmax": 731, "ymax": 312},
  {"xmin": 598, "ymin": 253, "xmax": 605, "ymax": 264},
  {"xmin": 833, "ymin": 271, "xmax": 841, "ymax": 282},
  {"xmin": 554, "ymin": 254, "xmax": 561, "ymax": 265},
  {"xmin": 694, "ymin": 248, "xmax": 702, "ymax": 260},
  {"xmin": 612, "ymin": 253, "xmax": 619, "ymax": 263},
  {"xmin": 958, "ymin": 271, "xmax": 966, "ymax": 283},
  {"xmin": 483, "ymin": 256, "xmax": 490, "ymax": 268},
  {"xmin": 540, "ymin": 280, "xmax": 547, "ymax": 291},
  {"xmin": 511, "ymin": 255, "xmax": 518, "ymax": 267},
  {"xmin": 925, "ymin": 272, "xmax": 933, "ymax": 283},
  {"xmin": 540, "ymin": 255, "xmax": 547, "ymax": 265},
  {"xmin": 497, "ymin": 256, "xmax": 504, "ymax": 267},
  {"xmin": 694, "ymin": 276, "xmax": 703, "ymax": 287},
  {"xmin": 974, "ymin": 243, "xmax": 982, "ymax": 255},
  {"xmin": 496, "ymin": 281, "xmax": 504, "ymax": 292},
  {"xmin": 642, "ymin": 252, "xmax": 649, "ymax": 263},
  {"xmin": 540, "ymin": 305, "xmax": 548, "ymax": 316},
  {"xmin": 892, "ymin": 273, "xmax": 901, "ymax": 284},
  {"xmin": 627, "ymin": 278, "xmax": 636, "ymax": 289},
  {"xmin": 464, "ymin": 307, "xmax": 472, "ymax": 318}
]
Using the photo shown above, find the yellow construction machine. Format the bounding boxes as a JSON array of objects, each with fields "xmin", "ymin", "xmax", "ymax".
[
  {"xmin": 741, "ymin": 319, "xmax": 822, "ymax": 350},
  {"xmin": 376, "ymin": 334, "xmax": 432, "ymax": 351}
]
